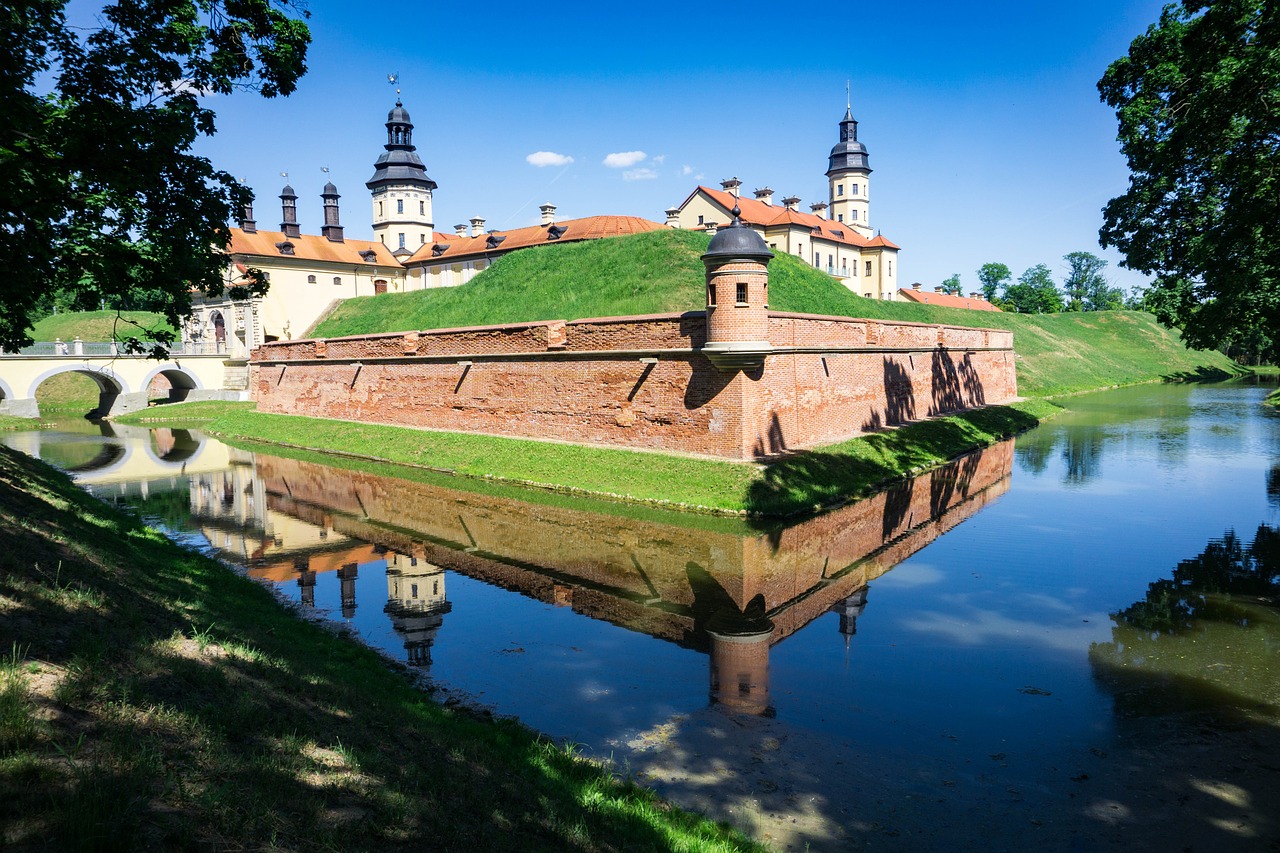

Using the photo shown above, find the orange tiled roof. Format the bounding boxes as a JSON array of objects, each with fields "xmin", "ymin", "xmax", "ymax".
[
  {"xmin": 228, "ymin": 228, "xmax": 404, "ymax": 267},
  {"xmin": 689, "ymin": 187, "xmax": 901, "ymax": 250},
  {"xmin": 405, "ymin": 215, "xmax": 665, "ymax": 265},
  {"xmin": 898, "ymin": 288, "xmax": 1002, "ymax": 312}
]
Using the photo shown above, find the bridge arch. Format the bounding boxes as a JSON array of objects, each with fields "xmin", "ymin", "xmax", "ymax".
[
  {"xmin": 0, "ymin": 376, "xmax": 15, "ymax": 403},
  {"xmin": 26, "ymin": 364, "xmax": 131, "ymax": 399},
  {"xmin": 141, "ymin": 364, "xmax": 204, "ymax": 402}
]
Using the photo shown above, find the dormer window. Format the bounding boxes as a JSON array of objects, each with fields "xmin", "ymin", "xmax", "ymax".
[
  {"xmin": 486, "ymin": 233, "xmax": 506, "ymax": 249},
  {"xmin": 547, "ymin": 225, "xmax": 568, "ymax": 240},
  {"xmin": 432, "ymin": 243, "xmax": 449, "ymax": 257},
  {"xmin": 359, "ymin": 249, "xmax": 377, "ymax": 262},
  {"xmin": 275, "ymin": 240, "xmax": 295, "ymax": 256}
]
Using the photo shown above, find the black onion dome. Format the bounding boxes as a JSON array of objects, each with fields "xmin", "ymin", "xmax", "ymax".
[
  {"xmin": 388, "ymin": 100, "xmax": 411, "ymax": 124},
  {"xmin": 321, "ymin": 181, "xmax": 339, "ymax": 197},
  {"xmin": 279, "ymin": 183, "xmax": 297, "ymax": 198},
  {"xmin": 826, "ymin": 107, "xmax": 872, "ymax": 176},
  {"xmin": 702, "ymin": 205, "xmax": 773, "ymax": 263},
  {"xmin": 367, "ymin": 98, "xmax": 438, "ymax": 191}
]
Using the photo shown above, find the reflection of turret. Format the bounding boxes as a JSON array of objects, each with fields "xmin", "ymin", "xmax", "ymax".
[
  {"xmin": 707, "ymin": 595, "xmax": 774, "ymax": 717},
  {"xmin": 294, "ymin": 558, "xmax": 316, "ymax": 608},
  {"xmin": 384, "ymin": 551, "xmax": 452, "ymax": 668},
  {"xmin": 338, "ymin": 562, "xmax": 358, "ymax": 619},
  {"xmin": 829, "ymin": 587, "xmax": 869, "ymax": 646}
]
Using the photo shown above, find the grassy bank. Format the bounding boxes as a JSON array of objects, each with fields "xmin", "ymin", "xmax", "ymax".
[
  {"xmin": 28, "ymin": 310, "xmax": 175, "ymax": 343},
  {"xmin": 312, "ymin": 229, "xmax": 1239, "ymax": 397},
  {"xmin": 118, "ymin": 399, "xmax": 1058, "ymax": 517},
  {"xmin": 0, "ymin": 444, "xmax": 766, "ymax": 852}
]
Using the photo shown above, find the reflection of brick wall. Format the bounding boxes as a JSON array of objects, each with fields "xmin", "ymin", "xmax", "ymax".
[
  {"xmin": 251, "ymin": 313, "xmax": 1016, "ymax": 460},
  {"xmin": 252, "ymin": 440, "xmax": 1013, "ymax": 648}
]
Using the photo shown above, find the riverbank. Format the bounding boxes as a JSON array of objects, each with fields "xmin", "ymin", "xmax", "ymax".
[
  {"xmin": 0, "ymin": 443, "xmax": 766, "ymax": 851},
  {"xmin": 115, "ymin": 398, "xmax": 1059, "ymax": 518}
]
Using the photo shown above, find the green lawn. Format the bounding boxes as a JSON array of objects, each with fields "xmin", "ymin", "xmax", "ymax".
[
  {"xmin": 0, "ymin": 444, "xmax": 767, "ymax": 852},
  {"xmin": 28, "ymin": 310, "xmax": 175, "ymax": 344}
]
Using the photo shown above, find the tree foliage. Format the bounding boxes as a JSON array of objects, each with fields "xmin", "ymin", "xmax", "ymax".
[
  {"xmin": 1099, "ymin": 0, "xmax": 1280, "ymax": 359},
  {"xmin": 1003, "ymin": 264, "xmax": 1064, "ymax": 314},
  {"xmin": 1063, "ymin": 251, "xmax": 1124, "ymax": 311},
  {"xmin": 976, "ymin": 262, "xmax": 1011, "ymax": 302},
  {"xmin": 940, "ymin": 273, "xmax": 962, "ymax": 295},
  {"xmin": 0, "ymin": 0, "xmax": 310, "ymax": 353}
]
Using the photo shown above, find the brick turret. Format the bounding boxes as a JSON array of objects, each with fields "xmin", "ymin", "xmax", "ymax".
[{"xmin": 701, "ymin": 203, "xmax": 774, "ymax": 371}]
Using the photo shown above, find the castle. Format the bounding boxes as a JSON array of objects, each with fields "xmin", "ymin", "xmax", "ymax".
[{"xmin": 184, "ymin": 97, "xmax": 906, "ymax": 356}]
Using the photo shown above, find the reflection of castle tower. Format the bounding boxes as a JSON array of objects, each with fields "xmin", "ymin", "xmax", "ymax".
[
  {"xmin": 829, "ymin": 587, "xmax": 869, "ymax": 647},
  {"xmin": 294, "ymin": 558, "xmax": 316, "ymax": 608},
  {"xmin": 384, "ymin": 550, "xmax": 452, "ymax": 668},
  {"xmin": 706, "ymin": 596, "xmax": 775, "ymax": 716},
  {"xmin": 338, "ymin": 562, "xmax": 358, "ymax": 619}
]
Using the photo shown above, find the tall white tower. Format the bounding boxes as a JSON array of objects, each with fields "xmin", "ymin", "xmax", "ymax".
[
  {"xmin": 825, "ymin": 106, "xmax": 873, "ymax": 239},
  {"xmin": 366, "ymin": 99, "xmax": 437, "ymax": 257}
]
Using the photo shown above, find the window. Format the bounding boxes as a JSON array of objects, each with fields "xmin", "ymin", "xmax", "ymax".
[
  {"xmin": 333, "ymin": 276, "xmax": 341, "ymax": 286},
  {"xmin": 374, "ymin": 279, "xmax": 388, "ymax": 294},
  {"xmin": 306, "ymin": 275, "xmax": 316, "ymax": 283},
  {"xmin": 419, "ymin": 201, "xmax": 425, "ymax": 215},
  {"xmin": 707, "ymin": 282, "xmax": 716, "ymax": 306},
  {"xmin": 420, "ymin": 233, "xmax": 426, "ymax": 244},
  {"xmin": 398, "ymin": 233, "xmax": 406, "ymax": 249},
  {"xmin": 865, "ymin": 261, "xmax": 872, "ymax": 276},
  {"xmin": 852, "ymin": 210, "xmax": 858, "ymax": 221},
  {"xmin": 837, "ymin": 214, "xmax": 844, "ymax": 222},
  {"xmin": 888, "ymin": 260, "xmax": 893, "ymax": 276},
  {"xmin": 852, "ymin": 184, "xmax": 859, "ymax": 196},
  {"xmin": 378, "ymin": 201, "xmax": 383, "ymax": 216},
  {"xmin": 736, "ymin": 282, "xmax": 747, "ymax": 304},
  {"xmin": 396, "ymin": 199, "xmax": 404, "ymax": 214},
  {"xmin": 836, "ymin": 185, "xmax": 844, "ymax": 196},
  {"xmin": 697, "ymin": 214, "xmax": 704, "ymax": 225}
]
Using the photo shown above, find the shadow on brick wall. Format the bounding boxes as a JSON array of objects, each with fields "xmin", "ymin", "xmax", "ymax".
[{"xmin": 929, "ymin": 347, "xmax": 987, "ymax": 415}]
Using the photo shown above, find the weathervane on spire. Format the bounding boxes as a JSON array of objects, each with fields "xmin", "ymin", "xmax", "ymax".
[
  {"xmin": 279, "ymin": 170, "xmax": 288, "ymax": 180},
  {"xmin": 320, "ymin": 166, "xmax": 330, "ymax": 174},
  {"xmin": 387, "ymin": 72, "xmax": 400, "ymax": 98},
  {"xmin": 846, "ymin": 79, "xmax": 851, "ymax": 110}
]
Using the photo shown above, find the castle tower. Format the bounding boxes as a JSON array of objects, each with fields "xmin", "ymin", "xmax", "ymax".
[
  {"xmin": 826, "ymin": 106, "xmax": 873, "ymax": 238},
  {"xmin": 701, "ymin": 204, "xmax": 774, "ymax": 372},
  {"xmin": 366, "ymin": 98, "xmax": 437, "ymax": 256},
  {"xmin": 320, "ymin": 181, "xmax": 344, "ymax": 242},
  {"xmin": 279, "ymin": 183, "xmax": 300, "ymax": 239}
]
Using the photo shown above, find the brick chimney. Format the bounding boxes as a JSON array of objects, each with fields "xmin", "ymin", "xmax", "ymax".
[
  {"xmin": 239, "ymin": 199, "xmax": 257, "ymax": 233},
  {"xmin": 279, "ymin": 183, "xmax": 300, "ymax": 239}
]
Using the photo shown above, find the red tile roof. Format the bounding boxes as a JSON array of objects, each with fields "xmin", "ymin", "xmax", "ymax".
[
  {"xmin": 898, "ymin": 288, "xmax": 1002, "ymax": 312},
  {"xmin": 687, "ymin": 187, "xmax": 901, "ymax": 250},
  {"xmin": 228, "ymin": 228, "xmax": 403, "ymax": 267},
  {"xmin": 406, "ymin": 215, "xmax": 665, "ymax": 265}
]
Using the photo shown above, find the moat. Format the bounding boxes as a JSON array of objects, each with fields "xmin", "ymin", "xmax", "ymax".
[{"xmin": 7, "ymin": 381, "xmax": 1278, "ymax": 851}]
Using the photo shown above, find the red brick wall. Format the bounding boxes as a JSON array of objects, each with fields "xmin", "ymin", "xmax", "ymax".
[{"xmin": 251, "ymin": 312, "xmax": 1016, "ymax": 460}]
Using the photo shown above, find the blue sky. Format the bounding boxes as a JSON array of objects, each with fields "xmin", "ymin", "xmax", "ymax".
[{"xmin": 181, "ymin": 1, "xmax": 1168, "ymax": 294}]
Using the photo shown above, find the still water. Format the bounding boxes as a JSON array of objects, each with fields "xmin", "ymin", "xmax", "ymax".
[{"xmin": 7, "ymin": 382, "xmax": 1278, "ymax": 850}]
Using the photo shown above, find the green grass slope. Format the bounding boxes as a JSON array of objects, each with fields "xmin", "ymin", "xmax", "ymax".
[
  {"xmin": 311, "ymin": 229, "xmax": 1236, "ymax": 397},
  {"xmin": 28, "ymin": 310, "xmax": 175, "ymax": 343}
]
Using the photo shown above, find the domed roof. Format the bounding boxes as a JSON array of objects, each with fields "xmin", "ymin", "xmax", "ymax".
[
  {"xmin": 388, "ymin": 99, "xmax": 411, "ymax": 124},
  {"xmin": 702, "ymin": 205, "xmax": 773, "ymax": 263},
  {"xmin": 322, "ymin": 181, "xmax": 339, "ymax": 196},
  {"xmin": 279, "ymin": 183, "xmax": 296, "ymax": 198},
  {"xmin": 827, "ymin": 107, "xmax": 872, "ymax": 175}
]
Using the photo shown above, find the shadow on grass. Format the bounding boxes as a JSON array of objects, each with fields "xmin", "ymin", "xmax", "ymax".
[
  {"xmin": 1161, "ymin": 365, "xmax": 1247, "ymax": 383},
  {"xmin": 744, "ymin": 404, "xmax": 1043, "ymax": 522},
  {"xmin": 0, "ymin": 446, "xmax": 767, "ymax": 852}
]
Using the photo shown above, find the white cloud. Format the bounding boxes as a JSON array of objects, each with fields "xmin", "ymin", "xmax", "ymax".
[
  {"xmin": 603, "ymin": 150, "xmax": 647, "ymax": 168},
  {"xmin": 527, "ymin": 151, "xmax": 574, "ymax": 168},
  {"xmin": 623, "ymin": 168, "xmax": 658, "ymax": 181},
  {"xmin": 652, "ymin": 154, "xmax": 666, "ymax": 166},
  {"xmin": 681, "ymin": 164, "xmax": 693, "ymax": 176}
]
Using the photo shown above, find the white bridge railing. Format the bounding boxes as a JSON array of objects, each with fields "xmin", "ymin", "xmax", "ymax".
[{"xmin": 0, "ymin": 341, "xmax": 237, "ymax": 358}]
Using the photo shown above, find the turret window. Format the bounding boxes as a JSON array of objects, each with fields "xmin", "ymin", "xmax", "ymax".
[
  {"xmin": 707, "ymin": 283, "xmax": 716, "ymax": 306},
  {"xmin": 836, "ymin": 185, "xmax": 844, "ymax": 196},
  {"xmin": 852, "ymin": 185, "xmax": 859, "ymax": 196},
  {"xmin": 419, "ymin": 201, "xmax": 425, "ymax": 215},
  {"xmin": 736, "ymin": 282, "xmax": 748, "ymax": 305},
  {"xmin": 398, "ymin": 233, "xmax": 406, "ymax": 249},
  {"xmin": 397, "ymin": 199, "xmax": 404, "ymax": 214},
  {"xmin": 378, "ymin": 202, "xmax": 383, "ymax": 216},
  {"xmin": 852, "ymin": 210, "xmax": 858, "ymax": 221}
]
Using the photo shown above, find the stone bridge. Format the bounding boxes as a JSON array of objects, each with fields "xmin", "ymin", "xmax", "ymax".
[{"xmin": 0, "ymin": 341, "xmax": 249, "ymax": 418}]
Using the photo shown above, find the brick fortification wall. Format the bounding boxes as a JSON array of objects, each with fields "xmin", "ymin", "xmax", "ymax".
[{"xmin": 250, "ymin": 312, "xmax": 1016, "ymax": 460}]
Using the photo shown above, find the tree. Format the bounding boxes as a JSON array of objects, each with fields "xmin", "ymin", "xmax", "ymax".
[
  {"xmin": 0, "ymin": 1, "xmax": 310, "ymax": 354},
  {"xmin": 1099, "ymin": 0, "xmax": 1280, "ymax": 360},
  {"xmin": 1062, "ymin": 251, "xmax": 1125, "ymax": 311},
  {"xmin": 940, "ymin": 273, "xmax": 962, "ymax": 295},
  {"xmin": 976, "ymin": 262, "xmax": 1011, "ymax": 302},
  {"xmin": 1002, "ymin": 264, "xmax": 1063, "ymax": 314}
]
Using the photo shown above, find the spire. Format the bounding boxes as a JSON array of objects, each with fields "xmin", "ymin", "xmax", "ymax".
[
  {"xmin": 366, "ymin": 96, "xmax": 437, "ymax": 192},
  {"xmin": 826, "ymin": 103, "xmax": 871, "ymax": 177}
]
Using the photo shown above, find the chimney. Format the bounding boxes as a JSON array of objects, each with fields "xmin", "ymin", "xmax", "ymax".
[
  {"xmin": 705, "ymin": 222, "xmax": 719, "ymax": 235},
  {"xmin": 809, "ymin": 201, "xmax": 828, "ymax": 219},
  {"xmin": 539, "ymin": 202, "xmax": 556, "ymax": 226},
  {"xmin": 970, "ymin": 291, "xmax": 982, "ymax": 300},
  {"xmin": 664, "ymin": 207, "xmax": 681, "ymax": 228},
  {"xmin": 454, "ymin": 224, "xmax": 468, "ymax": 237},
  {"xmin": 933, "ymin": 286, "xmax": 946, "ymax": 293},
  {"xmin": 720, "ymin": 177, "xmax": 742, "ymax": 198},
  {"xmin": 279, "ymin": 183, "xmax": 300, "ymax": 239},
  {"xmin": 753, "ymin": 187, "xmax": 774, "ymax": 205},
  {"xmin": 912, "ymin": 282, "xmax": 923, "ymax": 291},
  {"xmin": 469, "ymin": 216, "xmax": 485, "ymax": 237},
  {"xmin": 320, "ymin": 182, "xmax": 344, "ymax": 242},
  {"xmin": 781, "ymin": 195, "xmax": 800, "ymax": 211},
  {"xmin": 240, "ymin": 199, "xmax": 257, "ymax": 233}
]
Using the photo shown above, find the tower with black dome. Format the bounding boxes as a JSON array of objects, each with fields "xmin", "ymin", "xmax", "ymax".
[
  {"xmin": 826, "ymin": 105, "xmax": 873, "ymax": 238},
  {"xmin": 701, "ymin": 205, "xmax": 774, "ymax": 372},
  {"xmin": 367, "ymin": 98, "xmax": 438, "ymax": 256}
]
